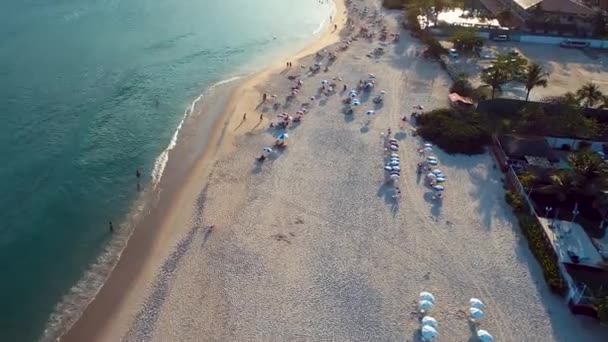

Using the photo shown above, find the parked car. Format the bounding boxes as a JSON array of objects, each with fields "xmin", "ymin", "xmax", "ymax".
[
  {"xmin": 492, "ymin": 34, "xmax": 508, "ymax": 41},
  {"xmin": 448, "ymin": 48, "xmax": 459, "ymax": 58},
  {"xmin": 560, "ymin": 40, "xmax": 590, "ymax": 49}
]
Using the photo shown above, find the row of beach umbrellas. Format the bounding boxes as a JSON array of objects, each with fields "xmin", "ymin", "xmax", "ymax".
[{"xmin": 384, "ymin": 151, "xmax": 400, "ymax": 182}]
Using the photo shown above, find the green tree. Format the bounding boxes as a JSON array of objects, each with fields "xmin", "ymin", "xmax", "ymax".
[
  {"xmin": 450, "ymin": 28, "xmax": 483, "ymax": 52},
  {"xmin": 481, "ymin": 67, "xmax": 509, "ymax": 99},
  {"xmin": 450, "ymin": 73, "xmax": 474, "ymax": 97},
  {"xmin": 543, "ymin": 92, "xmax": 578, "ymax": 106},
  {"xmin": 523, "ymin": 63, "xmax": 549, "ymax": 101},
  {"xmin": 577, "ymin": 82, "xmax": 603, "ymax": 108},
  {"xmin": 568, "ymin": 148, "xmax": 607, "ymax": 185}
]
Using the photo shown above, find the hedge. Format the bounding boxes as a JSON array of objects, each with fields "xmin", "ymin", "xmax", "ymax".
[
  {"xmin": 505, "ymin": 191, "xmax": 568, "ymax": 296},
  {"xmin": 416, "ymin": 109, "xmax": 490, "ymax": 154}
]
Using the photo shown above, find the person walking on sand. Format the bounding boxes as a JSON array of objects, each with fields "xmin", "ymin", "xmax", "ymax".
[
  {"xmin": 260, "ymin": 113, "xmax": 263, "ymax": 121},
  {"xmin": 243, "ymin": 113, "xmax": 247, "ymax": 120},
  {"xmin": 262, "ymin": 93, "xmax": 267, "ymax": 102}
]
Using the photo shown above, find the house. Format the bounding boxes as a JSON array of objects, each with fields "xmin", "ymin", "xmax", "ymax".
[
  {"xmin": 481, "ymin": 0, "xmax": 596, "ymax": 34},
  {"xmin": 495, "ymin": 134, "xmax": 560, "ymax": 169}
]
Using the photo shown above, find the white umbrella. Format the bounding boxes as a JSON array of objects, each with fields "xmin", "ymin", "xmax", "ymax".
[
  {"xmin": 310, "ymin": 96, "xmax": 316, "ymax": 101},
  {"xmin": 263, "ymin": 147, "xmax": 273, "ymax": 154},
  {"xmin": 427, "ymin": 160, "xmax": 438, "ymax": 166},
  {"xmin": 427, "ymin": 173, "xmax": 437, "ymax": 179},
  {"xmin": 436, "ymin": 177, "xmax": 446, "ymax": 183},
  {"xmin": 392, "ymin": 166, "xmax": 401, "ymax": 171},
  {"xmin": 418, "ymin": 300, "xmax": 434, "ymax": 312},
  {"xmin": 365, "ymin": 82, "xmax": 374, "ymax": 88},
  {"xmin": 352, "ymin": 100, "xmax": 360, "ymax": 106},
  {"xmin": 424, "ymin": 146, "xmax": 433, "ymax": 152},
  {"xmin": 469, "ymin": 307, "xmax": 484, "ymax": 321},
  {"xmin": 391, "ymin": 153, "xmax": 399, "ymax": 158},
  {"xmin": 433, "ymin": 185, "xmax": 444, "ymax": 191},
  {"xmin": 380, "ymin": 90, "xmax": 386, "ymax": 95},
  {"xmin": 477, "ymin": 330, "xmax": 494, "ymax": 342},
  {"xmin": 384, "ymin": 166, "xmax": 393, "ymax": 171},
  {"xmin": 427, "ymin": 156, "xmax": 437, "ymax": 160},
  {"xmin": 278, "ymin": 133, "xmax": 289, "ymax": 141},
  {"xmin": 424, "ymin": 143, "xmax": 432, "ymax": 148},
  {"xmin": 470, "ymin": 298, "xmax": 485, "ymax": 310},
  {"xmin": 419, "ymin": 291, "xmax": 436, "ymax": 304},
  {"xmin": 421, "ymin": 316, "xmax": 438, "ymax": 329},
  {"xmin": 390, "ymin": 174, "xmax": 400, "ymax": 181},
  {"xmin": 321, "ymin": 80, "xmax": 328, "ymax": 85},
  {"xmin": 389, "ymin": 160, "xmax": 399, "ymax": 166},
  {"xmin": 369, "ymin": 73, "xmax": 375, "ymax": 78},
  {"xmin": 366, "ymin": 110, "xmax": 375, "ymax": 115},
  {"xmin": 421, "ymin": 325, "xmax": 438, "ymax": 341},
  {"xmin": 349, "ymin": 90, "xmax": 358, "ymax": 96},
  {"xmin": 432, "ymin": 169, "xmax": 442, "ymax": 175},
  {"xmin": 390, "ymin": 145, "xmax": 399, "ymax": 151}
]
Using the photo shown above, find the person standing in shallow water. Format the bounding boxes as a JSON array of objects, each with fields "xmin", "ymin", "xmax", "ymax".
[
  {"xmin": 109, "ymin": 221, "xmax": 114, "ymax": 233},
  {"xmin": 136, "ymin": 169, "xmax": 141, "ymax": 191}
]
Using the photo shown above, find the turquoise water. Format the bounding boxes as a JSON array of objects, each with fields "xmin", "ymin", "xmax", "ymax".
[{"xmin": 0, "ymin": 0, "xmax": 332, "ymax": 340}]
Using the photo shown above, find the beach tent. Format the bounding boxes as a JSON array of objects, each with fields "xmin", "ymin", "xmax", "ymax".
[
  {"xmin": 470, "ymin": 298, "xmax": 485, "ymax": 310},
  {"xmin": 419, "ymin": 291, "xmax": 436, "ymax": 303},
  {"xmin": 469, "ymin": 307, "xmax": 484, "ymax": 321},
  {"xmin": 421, "ymin": 325, "xmax": 438, "ymax": 341},
  {"xmin": 421, "ymin": 316, "xmax": 438, "ymax": 329},
  {"xmin": 477, "ymin": 330, "xmax": 494, "ymax": 342}
]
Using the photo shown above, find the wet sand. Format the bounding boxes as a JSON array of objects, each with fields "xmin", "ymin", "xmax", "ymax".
[{"xmin": 61, "ymin": 0, "xmax": 608, "ymax": 341}]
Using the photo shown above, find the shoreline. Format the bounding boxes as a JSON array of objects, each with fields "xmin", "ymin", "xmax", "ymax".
[{"xmin": 58, "ymin": 0, "xmax": 347, "ymax": 340}]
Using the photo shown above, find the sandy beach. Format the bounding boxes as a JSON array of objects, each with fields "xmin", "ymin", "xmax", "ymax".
[{"xmin": 62, "ymin": 0, "xmax": 608, "ymax": 341}]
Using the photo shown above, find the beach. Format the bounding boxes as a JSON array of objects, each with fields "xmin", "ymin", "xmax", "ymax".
[{"xmin": 61, "ymin": 0, "xmax": 608, "ymax": 341}]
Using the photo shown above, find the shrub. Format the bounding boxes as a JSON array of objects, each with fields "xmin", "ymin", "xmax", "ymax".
[
  {"xmin": 416, "ymin": 109, "xmax": 490, "ymax": 154},
  {"xmin": 450, "ymin": 77, "xmax": 474, "ymax": 98},
  {"xmin": 505, "ymin": 192, "xmax": 568, "ymax": 296}
]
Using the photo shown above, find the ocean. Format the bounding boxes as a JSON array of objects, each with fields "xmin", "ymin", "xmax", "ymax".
[{"xmin": 0, "ymin": 0, "xmax": 334, "ymax": 340}]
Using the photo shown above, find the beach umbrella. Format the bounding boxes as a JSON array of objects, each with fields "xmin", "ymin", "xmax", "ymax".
[
  {"xmin": 278, "ymin": 133, "xmax": 289, "ymax": 141},
  {"xmin": 470, "ymin": 298, "xmax": 485, "ymax": 310},
  {"xmin": 369, "ymin": 73, "xmax": 375, "ymax": 78},
  {"xmin": 321, "ymin": 80, "xmax": 328, "ymax": 85},
  {"xmin": 469, "ymin": 307, "xmax": 484, "ymax": 321},
  {"xmin": 380, "ymin": 90, "xmax": 386, "ymax": 95},
  {"xmin": 384, "ymin": 166, "xmax": 393, "ymax": 171},
  {"xmin": 301, "ymin": 108, "xmax": 308, "ymax": 113},
  {"xmin": 365, "ymin": 82, "xmax": 374, "ymax": 89},
  {"xmin": 433, "ymin": 185, "xmax": 444, "ymax": 191},
  {"xmin": 421, "ymin": 316, "xmax": 438, "ymax": 329},
  {"xmin": 390, "ymin": 174, "xmax": 400, "ymax": 181},
  {"xmin": 477, "ymin": 330, "xmax": 494, "ymax": 342},
  {"xmin": 389, "ymin": 138, "xmax": 398, "ymax": 143},
  {"xmin": 427, "ymin": 159, "xmax": 438, "ymax": 166},
  {"xmin": 390, "ymin": 145, "xmax": 399, "ymax": 151},
  {"xmin": 263, "ymin": 147, "xmax": 273, "ymax": 154},
  {"xmin": 424, "ymin": 146, "xmax": 433, "ymax": 152},
  {"xmin": 419, "ymin": 291, "xmax": 436, "ymax": 304},
  {"xmin": 436, "ymin": 177, "xmax": 446, "ymax": 183},
  {"xmin": 389, "ymin": 160, "xmax": 399, "ymax": 166},
  {"xmin": 424, "ymin": 143, "xmax": 432, "ymax": 148},
  {"xmin": 432, "ymin": 169, "xmax": 442, "ymax": 175},
  {"xmin": 366, "ymin": 110, "xmax": 375, "ymax": 116},
  {"xmin": 427, "ymin": 156, "xmax": 437, "ymax": 160},
  {"xmin": 350, "ymin": 93, "xmax": 358, "ymax": 99},
  {"xmin": 421, "ymin": 325, "xmax": 438, "ymax": 341},
  {"xmin": 427, "ymin": 173, "xmax": 437, "ymax": 180},
  {"xmin": 391, "ymin": 153, "xmax": 399, "ymax": 158},
  {"xmin": 392, "ymin": 166, "xmax": 401, "ymax": 171},
  {"xmin": 352, "ymin": 101, "xmax": 360, "ymax": 107},
  {"xmin": 310, "ymin": 96, "xmax": 316, "ymax": 101}
]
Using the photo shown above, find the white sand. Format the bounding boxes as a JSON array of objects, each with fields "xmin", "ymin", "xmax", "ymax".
[{"xmin": 68, "ymin": 1, "xmax": 608, "ymax": 341}]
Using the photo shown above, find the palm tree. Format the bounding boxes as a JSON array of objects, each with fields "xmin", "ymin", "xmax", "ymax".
[
  {"xmin": 577, "ymin": 82, "xmax": 603, "ymax": 107},
  {"xmin": 481, "ymin": 67, "xmax": 508, "ymax": 99},
  {"xmin": 568, "ymin": 148, "xmax": 607, "ymax": 183},
  {"xmin": 523, "ymin": 63, "xmax": 548, "ymax": 101},
  {"xmin": 599, "ymin": 95, "xmax": 608, "ymax": 109}
]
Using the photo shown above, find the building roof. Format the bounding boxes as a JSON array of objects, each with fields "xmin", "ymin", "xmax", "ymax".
[
  {"xmin": 513, "ymin": 0, "xmax": 595, "ymax": 15},
  {"xmin": 539, "ymin": 0, "xmax": 595, "ymax": 15},
  {"xmin": 513, "ymin": 0, "xmax": 542, "ymax": 10},
  {"xmin": 497, "ymin": 134, "xmax": 559, "ymax": 162}
]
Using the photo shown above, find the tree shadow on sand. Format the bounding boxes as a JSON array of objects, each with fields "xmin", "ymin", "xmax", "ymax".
[{"xmin": 377, "ymin": 182, "xmax": 399, "ymax": 215}]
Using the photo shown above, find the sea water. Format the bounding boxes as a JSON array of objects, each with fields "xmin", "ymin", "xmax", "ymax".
[{"xmin": 0, "ymin": 0, "xmax": 334, "ymax": 340}]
